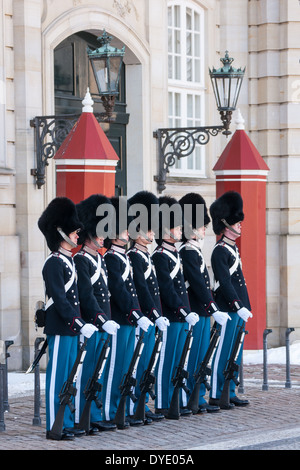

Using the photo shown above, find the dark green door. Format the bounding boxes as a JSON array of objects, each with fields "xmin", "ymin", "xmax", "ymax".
[{"xmin": 54, "ymin": 31, "xmax": 128, "ymax": 195}]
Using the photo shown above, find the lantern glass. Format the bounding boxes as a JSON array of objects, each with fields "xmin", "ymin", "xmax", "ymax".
[
  {"xmin": 211, "ymin": 75, "xmax": 244, "ymax": 111},
  {"xmin": 90, "ymin": 57, "xmax": 109, "ymax": 94},
  {"xmin": 108, "ymin": 56, "xmax": 123, "ymax": 93},
  {"xmin": 209, "ymin": 51, "xmax": 245, "ymax": 112},
  {"xmin": 87, "ymin": 30, "xmax": 125, "ymax": 97}
]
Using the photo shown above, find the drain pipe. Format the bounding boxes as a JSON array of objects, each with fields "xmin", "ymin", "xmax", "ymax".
[
  {"xmin": 285, "ymin": 327, "xmax": 295, "ymax": 389},
  {"xmin": 262, "ymin": 328, "xmax": 272, "ymax": 391}
]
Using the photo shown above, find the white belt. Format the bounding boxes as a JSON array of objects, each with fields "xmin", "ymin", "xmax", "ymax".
[
  {"xmin": 212, "ymin": 243, "xmax": 241, "ymax": 291},
  {"xmin": 44, "ymin": 253, "xmax": 75, "ymax": 310}
]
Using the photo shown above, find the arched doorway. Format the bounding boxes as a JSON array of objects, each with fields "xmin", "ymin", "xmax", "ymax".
[{"xmin": 54, "ymin": 31, "xmax": 129, "ymax": 195}]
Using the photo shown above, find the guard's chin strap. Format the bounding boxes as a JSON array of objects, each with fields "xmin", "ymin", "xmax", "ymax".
[
  {"xmin": 221, "ymin": 218, "xmax": 240, "ymax": 236},
  {"xmin": 165, "ymin": 228, "xmax": 180, "ymax": 242},
  {"xmin": 139, "ymin": 230, "xmax": 152, "ymax": 242},
  {"xmin": 118, "ymin": 237, "xmax": 128, "ymax": 243},
  {"xmin": 192, "ymin": 228, "xmax": 204, "ymax": 240},
  {"xmin": 57, "ymin": 227, "xmax": 77, "ymax": 248},
  {"xmin": 89, "ymin": 235, "xmax": 103, "ymax": 249}
]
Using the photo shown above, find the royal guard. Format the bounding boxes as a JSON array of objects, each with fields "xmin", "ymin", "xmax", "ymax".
[
  {"xmin": 209, "ymin": 191, "xmax": 252, "ymax": 409},
  {"xmin": 127, "ymin": 190, "xmax": 169, "ymax": 423},
  {"xmin": 38, "ymin": 197, "xmax": 98, "ymax": 440},
  {"xmin": 74, "ymin": 194, "xmax": 120, "ymax": 433},
  {"xmin": 151, "ymin": 195, "xmax": 199, "ymax": 416},
  {"xmin": 178, "ymin": 193, "xmax": 230, "ymax": 413},
  {"xmin": 101, "ymin": 196, "xmax": 153, "ymax": 428}
]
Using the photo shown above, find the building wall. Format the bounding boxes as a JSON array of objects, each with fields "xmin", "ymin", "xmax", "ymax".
[
  {"xmin": 0, "ymin": 0, "xmax": 299, "ymax": 368},
  {"xmin": 248, "ymin": 0, "xmax": 300, "ymax": 346},
  {"xmin": 0, "ymin": 0, "xmax": 22, "ymax": 368}
]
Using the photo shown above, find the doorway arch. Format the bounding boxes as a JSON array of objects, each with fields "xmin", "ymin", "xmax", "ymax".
[
  {"xmin": 54, "ymin": 31, "xmax": 128, "ymax": 195},
  {"xmin": 42, "ymin": 6, "xmax": 151, "ymax": 199}
]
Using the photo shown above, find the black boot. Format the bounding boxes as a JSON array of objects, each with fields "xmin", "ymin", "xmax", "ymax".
[
  {"xmin": 209, "ymin": 397, "xmax": 235, "ymax": 410},
  {"xmin": 230, "ymin": 396, "xmax": 249, "ymax": 407},
  {"xmin": 91, "ymin": 420, "xmax": 117, "ymax": 431}
]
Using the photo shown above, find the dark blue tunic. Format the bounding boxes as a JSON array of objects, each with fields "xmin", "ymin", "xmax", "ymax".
[
  {"xmin": 151, "ymin": 241, "xmax": 191, "ymax": 322},
  {"xmin": 42, "ymin": 248, "xmax": 84, "ymax": 336},
  {"xmin": 127, "ymin": 243, "xmax": 162, "ymax": 321},
  {"xmin": 104, "ymin": 244, "xmax": 143, "ymax": 325},
  {"xmin": 211, "ymin": 236, "xmax": 251, "ymax": 312},
  {"xmin": 74, "ymin": 246, "xmax": 111, "ymax": 329},
  {"xmin": 179, "ymin": 240, "xmax": 219, "ymax": 317}
]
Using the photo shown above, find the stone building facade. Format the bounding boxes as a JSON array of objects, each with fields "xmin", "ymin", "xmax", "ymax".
[{"xmin": 0, "ymin": 0, "xmax": 299, "ymax": 369}]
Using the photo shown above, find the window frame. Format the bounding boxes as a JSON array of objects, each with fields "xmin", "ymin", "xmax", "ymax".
[{"xmin": 167, "ymin": 1, "xmax": 206, "ymax": 177}]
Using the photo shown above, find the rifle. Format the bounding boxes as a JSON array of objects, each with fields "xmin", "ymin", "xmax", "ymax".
[
  {"xmin": 77, "ymin": 336, "xmax": 110, "ymax": 434},
  {"xmin": 187, "ymin": 322, "xmax": 221, "ymax": 414},
  {"xmin": 133, "ymin": 329, "xmax": 163, "ymax": 423},
  {"xmin": 219, "ymin": 320, "xmax": 247, "ymax": 409},
  {"xmin": 48, "ymin": 338, "xmax": 88, "ymax": 440},
  {"xmin": 114, "ymin": 330, "xmax": 145, "ymax": 429},
  {"xmin": 26, "ymin": 338, "xmax": 48, "ymax": 374},
  {"xmin": 167, "ymin": 326, "xmax": 193, "ymax": 420}
]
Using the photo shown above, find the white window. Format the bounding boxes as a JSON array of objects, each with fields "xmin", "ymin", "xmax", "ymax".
[{"xmin": 168, "ymin": 2, "xmax": 206, "ymax": 176}]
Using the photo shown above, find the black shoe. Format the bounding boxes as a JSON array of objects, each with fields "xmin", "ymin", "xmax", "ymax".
[
  {"xmin": 209, "ymin": 397, "xmax": 235, "ymax": 410},
  {"xmin": 155, "ymin": 408, "xmax": 169, "ymax": 417},
  {"xmin": 145, "ymin": 410, "xmax": 165, "ymax": 421},
  {"xmin": 115, "ymin": 420, "xmax": 130, "ymax": 430},
  {"xmin": 64, "ymin": 427, "xmax": 86, "ymax": 437},
  {"xmin": 193, "ymin": 406, "xmax": 207, "ymax": 414},
  {"xmin": 180, "ymin": 407, "xmax": 192, "ymax": 416},
  {"xmin": 127, "ymin": 416, "xmax": 144, "ymax": 427},
  {"xmin": 230, "ymin": 396, "xmax": 249, "ymax": 407},
  {"xmin": 88, "ymin": 426, "xmax": 100, "ymax": 435},
  {"xmin": 198, "ymin": 403, "xmax": 220, "ymax": 413},
  {"xmin": 46, "ymin": 429, "xmax": 75, "ymax": 441},
  {"xmin": 91, "ymin": 421, "xmax": 117, "ymax": 431}
]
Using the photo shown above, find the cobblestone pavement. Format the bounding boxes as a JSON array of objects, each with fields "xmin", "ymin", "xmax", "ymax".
[{"xmin": 1, "ymin": 364, "xmax": 300, "ymax": 452}]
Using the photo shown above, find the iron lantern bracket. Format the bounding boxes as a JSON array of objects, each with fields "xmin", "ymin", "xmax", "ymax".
[
  {"xmin": 153, "ymin": 124, "xmax": 226, "ymax": 193},
  {"xmin": 30, "ymin": 112, "xmax": 108, "ymax": 189}
]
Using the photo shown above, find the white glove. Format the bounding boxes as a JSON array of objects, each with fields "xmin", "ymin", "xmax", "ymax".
[
  {"xmin": 237, "ymin": 307, "xmax": 253, "ymax": 322},
  {"xmin": 102, "ymin": 320, "xmax": 120, "ymax": 335},
  {"xmin": 80, "ymin": 323, "xmax": 98, "ymax": 338},
  {"xmin": 185, "ymin": 312, "xmax": 199, "ymax": 326},
  {"xmin": 212, "ymin": 311, "xmax": 231, "ymax": 326},
  {"xmin": 137, "ymin": 316, "xmax": 154, "ymax": 332},
  {"xmin": 155, "ymin": 316, "xmax": 170, "ymax": 331}
]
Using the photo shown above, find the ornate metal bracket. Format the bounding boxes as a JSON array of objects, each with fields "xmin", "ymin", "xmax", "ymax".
[
  {"xmin": 30, "ymin": 112, "xmax": 109, "ymax": 189},
  {"xmin": 153, "ymin": 125, "xmax": 226, "ymax": 193}
]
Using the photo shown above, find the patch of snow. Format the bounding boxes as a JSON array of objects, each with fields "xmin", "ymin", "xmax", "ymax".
[{"xmin": 244, "ymin": 341, "xmax": 300, "ymax": 365}]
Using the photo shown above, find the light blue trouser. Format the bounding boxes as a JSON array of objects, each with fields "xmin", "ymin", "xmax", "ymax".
[
  {"xmin": 74, "ymin": 330, "xmax": 109, "ymax": 424},
  {"xmin": 101, "ymin": 325, "xmax": 135, "ymax": 421},
  {"xmin": 155, "ymin": 322, "xmax": 187, "ymax": 410},
  {"xmin": 46, "ymin": 335, "xmax": 79, "ymax": 431},
  {"xmin": 128, "ymin": 324, "xmax": 156, "ymax": 415},
  {"xmin": 181, "ymin": 316, "xmax": 211, "ymax": 407},
  {"xmin": 209, "ymin": 313, "xmax": 245, "ymax": 399}
]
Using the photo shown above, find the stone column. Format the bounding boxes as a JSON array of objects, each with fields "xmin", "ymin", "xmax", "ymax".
[
  {"xmin": 248, "ymin": 0, "xmax": 300, "ymax": 346},
  {"xmin": 13, "ymin": 0, "xmax": 45, "ymax": 368}
]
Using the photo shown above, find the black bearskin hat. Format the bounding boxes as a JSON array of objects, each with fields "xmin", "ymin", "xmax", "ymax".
[
  {"xmin": 76, "ymin": 194, "xmax": 112, "ymax": 245},
  {"xmin": 128, "ymin": 191, "xmax": 159, "ymax": 239},
  {"xmin": 210, "ymin": 191, "xmax": 244, "ymax": 235},
  {"xmin": 38, "ymin": 197, "xmax": 83, "ymax": 252},
  {"xmin": 156, "ymin": 195, "xmax": 182, "ymax": 243},
  {"xmin": 103, "ymin": 196, "xmax": 130, "ymax": 248},
  {"xmin": 179, "ymin": 192, "xmax": 210, "ymax": 242}
]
